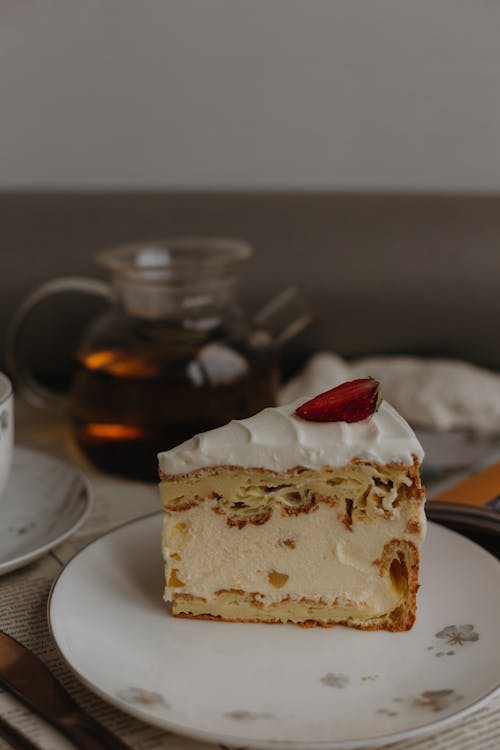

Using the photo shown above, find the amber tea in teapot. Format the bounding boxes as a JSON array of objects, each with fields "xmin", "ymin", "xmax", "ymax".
[{"xmin": 70, "ymin": 318, "xmax": 278, "ymax": 481}]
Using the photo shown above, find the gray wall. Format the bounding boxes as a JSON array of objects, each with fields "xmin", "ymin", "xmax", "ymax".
[
  {"xmin": 1, "ymin": 1, "xmax": 500, "ymax": 190},
  {"xmin": 1, "ymin": 192, "xmax": 499, "ymax": 384}
]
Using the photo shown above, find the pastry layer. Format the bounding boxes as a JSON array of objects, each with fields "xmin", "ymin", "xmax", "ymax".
[{"xmin": 159, "ymin": 459, "xmax": 423, "ymax": 527}]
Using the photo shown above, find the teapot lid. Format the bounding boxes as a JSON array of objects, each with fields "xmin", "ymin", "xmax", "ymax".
[
  {"xmin": 97, "ymin": 238, "xmax": 252, "ymax": 319},
  {"xmin": 97, "ymin": 237, "xmax": 252, "ymax": 282}
]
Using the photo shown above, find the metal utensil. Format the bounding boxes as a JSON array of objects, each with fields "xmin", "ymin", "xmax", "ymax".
[
  {"xmin": 0, "ymin": 714, "xmax": 40, "ymax": 750},
  {"xmin": 0, "ymin": 630, "xmax": 131, "ymax": 750}
]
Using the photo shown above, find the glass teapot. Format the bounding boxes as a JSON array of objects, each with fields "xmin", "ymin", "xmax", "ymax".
[{"xmin": 8, "ymin": 238, "xmax": 311, "ymax": 481}]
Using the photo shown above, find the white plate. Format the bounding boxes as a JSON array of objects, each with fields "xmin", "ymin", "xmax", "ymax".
[
  {"xmin": 0, "ymin": 446, "xmax": 91, "ymax": 575},
  {"xmin": 49, "ymin": 515, "xmax": 500, "ymax": 750}
]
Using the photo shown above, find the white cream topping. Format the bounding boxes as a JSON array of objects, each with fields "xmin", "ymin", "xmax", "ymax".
[{"xmin": 158, "ymin": 399, "xmax": 424, "ymax": 476}]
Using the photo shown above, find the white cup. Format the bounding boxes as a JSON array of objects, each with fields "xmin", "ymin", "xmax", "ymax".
[{"xmin": 0, "ymin": 373, "xmax": 13, "ymax": 501}]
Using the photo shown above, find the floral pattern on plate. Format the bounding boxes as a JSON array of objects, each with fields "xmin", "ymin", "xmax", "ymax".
[
  {"xmin": 117, "ymin": 687, "xmax": 169, "ymax": 707},
  {"xmin": 427, "ymin": 624, "xmax": 479, "ymax": 657},
  {"xmin": 224, "ymin": 711, "xmax": 274, "ymax": 721},
  {"xmin": 320, "ymin": 673, "xmax": 349, "ymax": 688},
  {"xmin": 377, "ymin": 688, "xmax": 464, "ymax": 717},
  {"xmin": 413, "ymin": 689, "xmax": 464, "ymax": 713}
]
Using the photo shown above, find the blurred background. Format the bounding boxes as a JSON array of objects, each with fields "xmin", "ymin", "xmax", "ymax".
[{"xmin": 1, "ymin": 0, "xmax": 500, "ymax": 377}]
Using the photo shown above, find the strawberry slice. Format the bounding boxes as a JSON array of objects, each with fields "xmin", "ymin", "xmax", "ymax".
[{"xmin": 295, "ymin": 377, "xmax": 382, "ymax": 423}]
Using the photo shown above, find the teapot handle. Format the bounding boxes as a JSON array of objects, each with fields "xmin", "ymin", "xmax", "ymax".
[{"xmin": 6, "ymin": 277, "xmax": 112, "ymax": 413}]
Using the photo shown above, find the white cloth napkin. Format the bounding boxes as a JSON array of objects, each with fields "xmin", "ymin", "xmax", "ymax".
[{"xmin": 279, "ymin": 352, "xmax": 500, "ymax": 432}]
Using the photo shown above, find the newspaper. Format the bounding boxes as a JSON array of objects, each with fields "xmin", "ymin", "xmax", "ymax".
[{"xmin": 0, "ymin": 402, "xmax": 499, "ymax": 750}]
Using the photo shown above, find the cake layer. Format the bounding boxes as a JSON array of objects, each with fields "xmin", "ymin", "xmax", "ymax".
[
  {"xmin": 172, "ymin": 536, "xmax": 419, "ymax": 631},
  {"xmin": 162, "ymin": 494, "xmax": 425, "ymax": 621},
  {"xmin": 158, "ymin": 400, "xmax": 424, "ymax": 476}
]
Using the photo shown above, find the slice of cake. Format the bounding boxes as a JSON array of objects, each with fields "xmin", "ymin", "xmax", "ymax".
[{"xmin": 158, "ymin": 379, "xmax": 426, "ymax": 631}]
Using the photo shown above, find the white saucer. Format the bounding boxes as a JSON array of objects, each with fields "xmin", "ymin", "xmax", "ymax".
[
  {"xmin": 49, "ymin": 515, "xmax": 500, "ymax": 750},
  {"xmin": 0, "ymin": 446, "xmax": 91, "ymax": 575}
]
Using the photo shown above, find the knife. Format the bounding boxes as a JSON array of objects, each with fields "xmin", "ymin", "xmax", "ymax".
[
  {"xmin": 0, "ymin": 714, "xmax": 40, "ymax": 750},
  {"xmin": 0, "ymin": 630, "xmax": 131, "ymax": 750}
]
